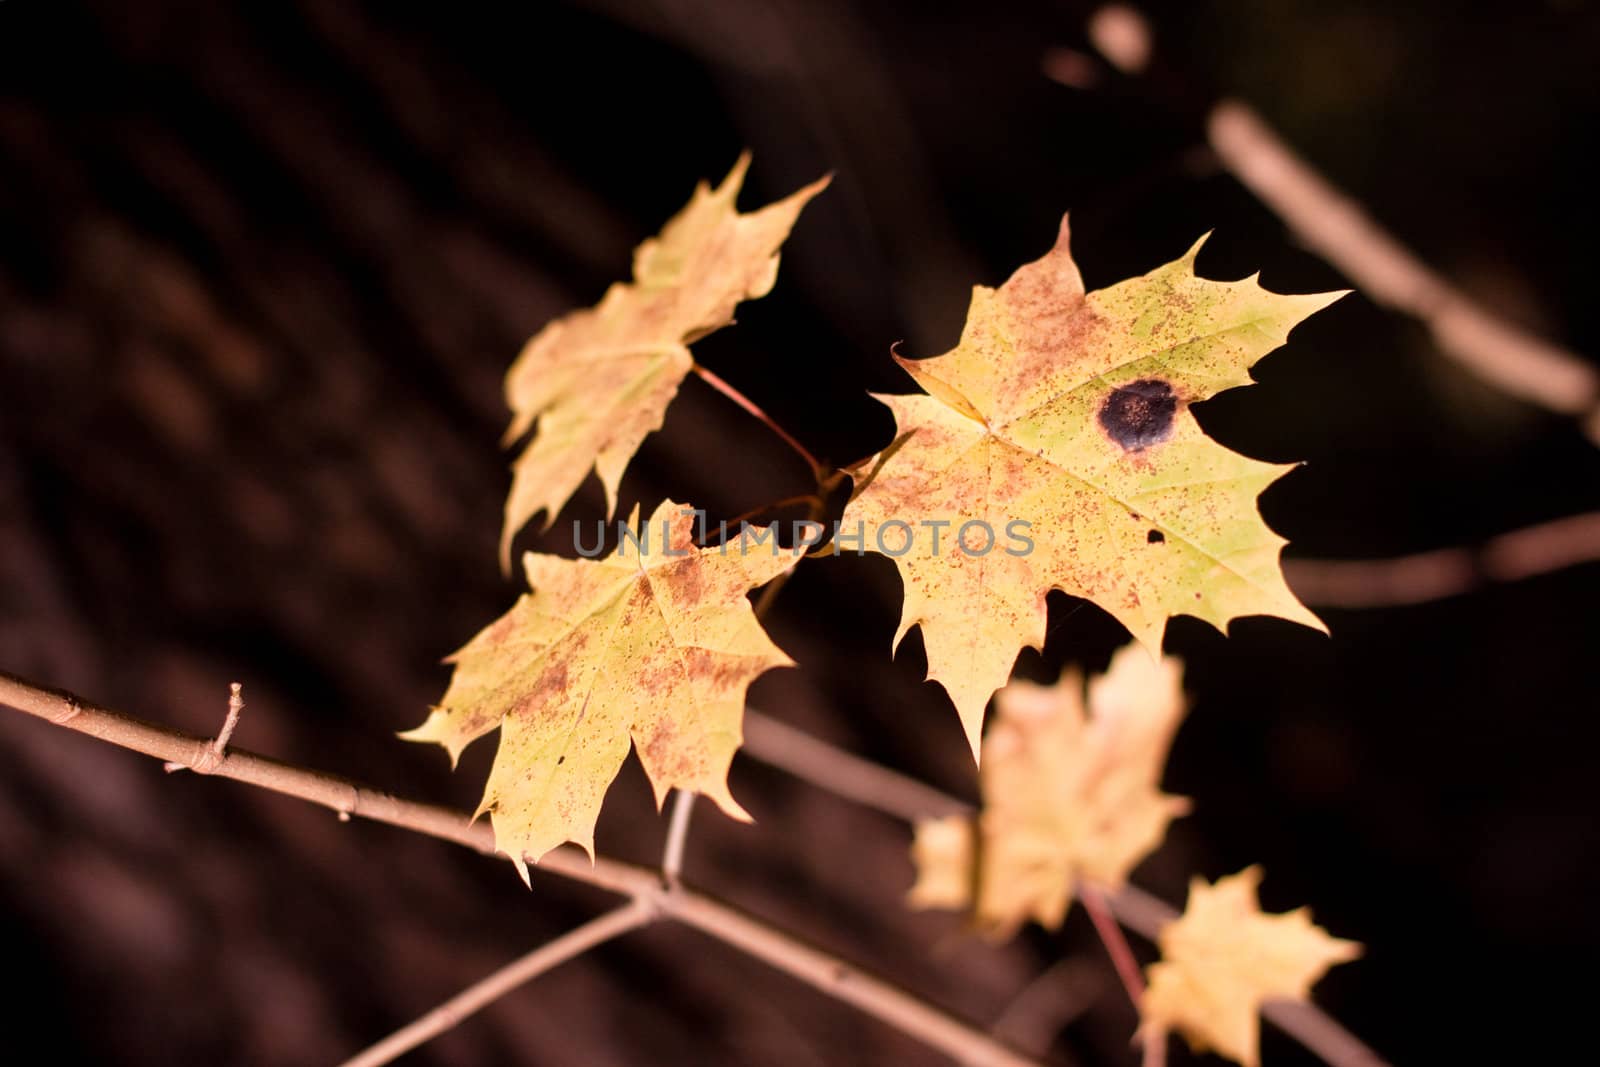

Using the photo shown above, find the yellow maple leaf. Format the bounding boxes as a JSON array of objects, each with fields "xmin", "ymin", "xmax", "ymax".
[
  {"xmin": 500, "ymin": 155, "xmax": 829, "ymax": 567},
  {"xmin": 843, "ymin": 217, "xmax": 1342, "ymax": 756},
  {"xmin": 1142, "ymin": 867, "xmax": 1362, "ymax": 1067},
  {"xmin": 404, "ymin": 500, "xmax": 794, "ymax": 881},
  {"xmin": 909, "ymin": 643, "xmax": 1189, "ymax": 936}
]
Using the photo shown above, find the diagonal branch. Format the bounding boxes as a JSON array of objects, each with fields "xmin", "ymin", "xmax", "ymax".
[
  {"xmin": 340, "ymin": 901, "xmax": 655, "ymax": 1067},
  {"xmin": 1285, "ymin": 510, "xmax": 1600, "ymax": 608},
  {"xmin": 0, "ymin": 669, "xmax": 1040, "ymax": 1067}
]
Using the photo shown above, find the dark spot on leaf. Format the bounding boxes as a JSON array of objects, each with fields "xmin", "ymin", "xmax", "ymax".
[
  {"xmin": 1147, "ymin": 529, "xmax": 1165, "ymax": 544},
  {"xmin": 1098, "ymin": 379, "xmax": 1176, "ymax": 451},
  {"xmin": 557, "ymin": 755, "xmax": 565, "ymax": 765}
]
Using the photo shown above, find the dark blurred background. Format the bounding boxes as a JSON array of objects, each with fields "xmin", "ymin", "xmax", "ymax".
[{"xmin": 2, "ymin": 1, "xmax": 1597, "ymax": 1063}]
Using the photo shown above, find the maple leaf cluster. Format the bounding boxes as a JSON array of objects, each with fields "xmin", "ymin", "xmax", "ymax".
[
  {"xmin": 409, "ymin": 150, "xmax": 1340, "ymax": 867},
  {"xmin": 403, "ymin": 153, "xmax": 1356, "ymax": 1063},
  {"xmin": 406, "ymin": 154, "xmax": 1356, "ymax": 1067}
]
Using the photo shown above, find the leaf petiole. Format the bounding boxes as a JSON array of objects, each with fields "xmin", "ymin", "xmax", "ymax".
[{"xmin": 691, "ymin": 360, "xmax": 826, "ymax": 479}]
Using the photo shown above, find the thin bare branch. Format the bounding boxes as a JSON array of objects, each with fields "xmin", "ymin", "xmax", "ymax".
[
  {"xmin": 1286, "ymin": 510, "xmax": 1600, "ymax": 608},
  {"xmin": 340, "ymin": 902, "xmax": 654, "ymax": 1067},
  {"xmin": 751, "ymin": 479, "xmax": 832, "ymax": 620},
  {"xmin": 0, "ymin": 669, "xmax": 1042, "ymax": 1067},
  {"xmin": 668, "ymin": 886, "xmax": 1037, "ymax": 1067},
  {"xmin": 1287, "ymin": 548, "xmax": 1476, "ymax": 609},
  {"xmin": 1257, "ymin": 999, "xmax": 1391, "ymax": 1067},
  {"xmin": 743, "ymin": 709, "xmax": 971, "ymax": 822}
]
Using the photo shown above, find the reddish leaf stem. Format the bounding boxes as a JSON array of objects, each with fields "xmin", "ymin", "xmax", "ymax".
[
  {"xmin": 691, "ymin": 361, "xmax": 825, "ymax": 477},
  {"xmin": 1080, "ymin": 882, "xmax": 1147, "ymax": 1007}
]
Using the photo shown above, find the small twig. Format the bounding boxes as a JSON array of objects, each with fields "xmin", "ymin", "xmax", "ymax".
[
  {"xmin": 1079, "ymin": 882, "xmax": 1146, "ymax": 1007},
  {"xmin": 216, "ymin": 683, "xmax": 245, "ymax": 751},
  {"xmin": 339, "ymin": 901, "xmax": 654, "ymax": 1067},
  {"xmin": 164, "ymin": 682, "xmax": 245, "ymax": 774},
  {"xmin": 691, "ymin": 360, "xmax": 826, "ymax": 477},
  {"xmin": 661, "ymin": 788, "xmax": 696, "ymax": 884}
]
